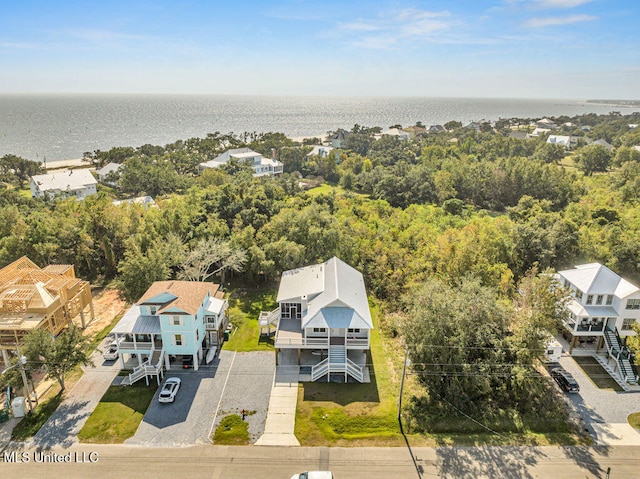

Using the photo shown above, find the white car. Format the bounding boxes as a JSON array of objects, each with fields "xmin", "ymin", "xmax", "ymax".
[
  {"xmin": 158, "ymin": 377, "xmax": 181, "ymax": 403},
  {"xmin": 290, "ymin": 472, "xmax": 333, "ymax": 479},
  {"xmin": 102, "ymin": 343, "xmax": 119, "ymax": 361}
]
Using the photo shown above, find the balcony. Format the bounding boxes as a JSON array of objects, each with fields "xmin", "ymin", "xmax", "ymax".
[{"xmin": 576, "ymin": 320, "xmax": 605, "ymax": 333}]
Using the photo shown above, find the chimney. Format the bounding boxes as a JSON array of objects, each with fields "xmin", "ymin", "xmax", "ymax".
[{"xmin": 271, "ymin": 148, "xmax": 277, "ymax": 160}]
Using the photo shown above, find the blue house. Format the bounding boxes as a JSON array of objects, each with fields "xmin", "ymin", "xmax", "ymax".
[{"xmin": 111, "ymin": 281, "xmax": 227, "ymax": 383}]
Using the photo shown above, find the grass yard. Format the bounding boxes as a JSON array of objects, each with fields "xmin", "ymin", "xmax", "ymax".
[
  {"xmin": 223, "ymin": 284, "xmax": 277, "ymax": 352},
  {"xmin": 11, "ymin": 393, "xmax": 63, "ymax": 440},
  {"xmin": 295, "ymin": 300, "xmax": 409, "ymax": 446},
  {"xmin": 572, "ymin": 356, "xmax": 624, "ymax": 392},
  {"xmin": 77, "ymin": 383, "xmax": 157, "ymax": 443},
  {"xmin": 628, "ymin": 412, "xmax": 640, "ymax": 430},
  {"xmin": 212, "ymin": 414, "xmax": 249, "ymax": 445}
]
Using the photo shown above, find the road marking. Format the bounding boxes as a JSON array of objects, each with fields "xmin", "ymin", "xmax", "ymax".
[{"xmin": 208, "ymin": 351, "xmax": 236, "ymax": 443}]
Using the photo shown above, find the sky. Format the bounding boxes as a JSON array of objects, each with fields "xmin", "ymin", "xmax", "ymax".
[{"xmin": 0, "ymin": 0, "xmax": 638, "ymax": 98}]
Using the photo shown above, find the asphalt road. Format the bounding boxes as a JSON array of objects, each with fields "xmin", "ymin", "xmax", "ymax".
[{"xmin": 2, "ymin": 444, "xmax": 640, "ymax": 479}]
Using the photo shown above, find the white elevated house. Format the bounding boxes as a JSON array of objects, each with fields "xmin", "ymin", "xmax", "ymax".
[
  {"xmin": 547, "ymin": 135, "xmax": 577, "ymax": 149},
  {"xmin": 95, "ymin": 162, "xmax": 122, "ymax": 182},
  {"xmin": 111, "ymin": 280, "xmax": 228, "ymax": 385},
  {"xmin": 198, "ymin": 148, "xmax": 283, "ymax": 177},
  {"xmin": 306, "ymin": 145, "xmax": 334, "ymax": 158},
  {"xmin": 557, "ymin": 263, "xmax": 640, "ymax": 384},
  {"xmin": 263, "ymin": 257, "xmax": 373, "ymax": 383},
  {"xmin": 380, "ymin": 128, "xmax": 410, "ymax": 141},
  {"xmin": 30, "ymin": 169, "xmax": 97, "ymax": 200}
]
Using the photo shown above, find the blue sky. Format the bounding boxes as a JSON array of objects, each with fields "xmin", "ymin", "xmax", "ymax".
[{"xmin": 0, "ymin": 0, "xmax": 637, "ymax": 98}]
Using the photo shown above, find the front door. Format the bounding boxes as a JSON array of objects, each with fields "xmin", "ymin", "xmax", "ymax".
[{"xmin": 330, "ymin": 328, "xmax": 345, "ymax": 345}]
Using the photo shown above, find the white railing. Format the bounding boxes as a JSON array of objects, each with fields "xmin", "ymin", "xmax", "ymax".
[
  {"xmin": 119, "ymin": 341, "xmax": 154, "ymax": 351},
  {"xmin": 274, "ymin": 337, "xmax": 329, "ymax": 347},
  {"xmin": 311, "ymin": 358, "xmax": 329, "ymax": 382},
  {"xmin": 259, "ymin": 307, "xmax": 281, "ymax": 326},
  {"xmin": 346, "ymin": 338, "xmax": 369, "ymax": 347},
  {"xmin": 346, "ymin": 358, "xmax": 364, "ymax": 383}
]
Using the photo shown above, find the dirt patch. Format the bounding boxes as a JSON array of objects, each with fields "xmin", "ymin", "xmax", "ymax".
[{"xmin": 72, "ymin": 288, "xmax": 128, "ymax": 336}]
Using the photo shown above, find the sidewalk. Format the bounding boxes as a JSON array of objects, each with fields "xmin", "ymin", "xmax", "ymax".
[{"xmin": 255, "ymin": 366, "xmax": 300, "ymax": 446}]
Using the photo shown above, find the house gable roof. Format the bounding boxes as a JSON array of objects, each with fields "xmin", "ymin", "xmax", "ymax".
[
  {"xmin": 278, "ymin": 257, "xmax": 372, "ymax": 330},
  {"xmin": 558, "ymin": 263, "xmax": 640, "ymax": 297},
  {"xmin": 136, "ymin": 281, "xmax": 220, "ymax": 315},
  {"xmin": 30, "ymin": 169, "xmax": 97, "ymax": 192}
]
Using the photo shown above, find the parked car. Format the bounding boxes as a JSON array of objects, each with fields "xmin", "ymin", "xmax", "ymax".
[
  {"xmin": 551, "ymin": 367, "xmax": 580, "ymax": 393},
  {"xmin": 158, "ymin": 377, "xmax": 181, "ymax": 403},
  {"xmin": 102, "ymin": 342, "xmax": 119, "ymax": 361},
  {"xmin": 290, "ymin": 472, "xmax": 334, "ymax": 479}
]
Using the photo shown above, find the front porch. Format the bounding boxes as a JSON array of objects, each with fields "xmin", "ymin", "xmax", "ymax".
[{"xmin": 276, "ymin": 348, "xmax": 370, "ymax": 383}]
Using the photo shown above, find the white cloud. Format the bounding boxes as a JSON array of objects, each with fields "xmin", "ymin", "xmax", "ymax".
[
  {"xmin": 524, "ymin": 14, "xmax": 596, "ymax": 27},
  {"xmin": 338, "ymin": 22, "xmax": 381, "ymax": 32},
  {"xmin": 533, "ymin": 0, "xmax": 593, "ymax": 8},
  {"xmin": 336, "ymin": 9, "xmax": 460, "ymax": 49}
]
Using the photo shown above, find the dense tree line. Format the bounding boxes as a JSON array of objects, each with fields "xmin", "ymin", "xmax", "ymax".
[{"xmin": 2, "ymin": 112, "xmax": 640, "ymax": 432}]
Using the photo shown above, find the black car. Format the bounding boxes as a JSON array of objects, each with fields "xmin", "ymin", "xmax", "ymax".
[
  {"xmin": 182, "ymin": 356, "xmax": 194, "ymax": 369},
  {"xmin": 551, "ymin": 367, "xmax": 580, "ymax": 393}
]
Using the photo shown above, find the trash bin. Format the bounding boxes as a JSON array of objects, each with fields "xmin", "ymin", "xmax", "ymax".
[
  {"xmin": 223, "ymin": 331, "xmax": 229, "ymax": 341},
  {"xmin": 11, "ymin": 397, "xmax": 25, "ymax": 418}
]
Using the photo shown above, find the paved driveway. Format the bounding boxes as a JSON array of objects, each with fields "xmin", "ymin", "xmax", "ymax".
[{"xmin": 127, "ymin": 350, "xmax": 275, "ymax": 447}]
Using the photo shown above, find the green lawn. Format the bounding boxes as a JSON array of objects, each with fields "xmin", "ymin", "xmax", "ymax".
[
  {"xmin": 572, "ymin": 356, "xmax": 624, "ymax": 392},
  {"xmin": 212, "ymin": 414, "xmax": 249, "ymax": 445},
  {"xmin": 11, "ymin": 393, "xmax": 63, "ymax": 441},
  {"xmin": 628, "ymin": 412, "xmax": 640, "ymax": 430},
  {"xmin": 295, "ymin": 300, "xmax": 407, "ymax": 446},
  {"xmin": 223, "ymin": 284, "xmax": 277, "ymax": 352},
  {"xmin": 77, "ymin": 383, "xmax": 157, "ymax": 443}
]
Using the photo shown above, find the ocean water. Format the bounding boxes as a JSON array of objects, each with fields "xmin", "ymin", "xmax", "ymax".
[{"xmin": 0, "ymin": 94, "xmax": 637, "ymax": 162}]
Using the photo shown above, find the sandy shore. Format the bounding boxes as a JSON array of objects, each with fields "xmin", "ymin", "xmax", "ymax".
[{"xmin": 45, "ymin": 158, "xmax": 90, "ymax": 171}]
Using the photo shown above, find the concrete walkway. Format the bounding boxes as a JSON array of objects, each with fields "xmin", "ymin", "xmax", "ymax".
[
  {"xmin": 29, "ymin": 343, "xmax": 120, "ymax": 449},
  {"xmin": 255, "ymin": 366, "xmax": 300, "ymax": 446}
]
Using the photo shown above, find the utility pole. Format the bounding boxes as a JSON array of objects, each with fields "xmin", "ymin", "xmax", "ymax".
[
  {"xmin": 398, "ymin": 347, "xmax": 410, "ymax": 428},
  {"xmin": 15, "ymin": 343, "xmax": 34, "ymax": 413}
]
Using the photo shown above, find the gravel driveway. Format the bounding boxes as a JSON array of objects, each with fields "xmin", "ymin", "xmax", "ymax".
[
  {"xmin": 127, "ymin": 350, "xmax": 275, "ymax": 447},
  {"xmin": 558, "ymin": 356, "xmax": 640, "ymax": 424}
]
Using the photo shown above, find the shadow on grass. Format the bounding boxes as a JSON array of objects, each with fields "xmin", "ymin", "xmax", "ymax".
[
  {"xmin": 302, "ymin": 368, "xmax": 380, "ymax": 406},
  {"xmin": 100, "ymin": 382, "xmax": 157, "ymax": 414},
  {"xmin": 10, "ymin": 393, "xmax": 64, "ymax": 442},
  {"xmin": 227, "ymin": 283, "xmax": 278, "ymax": 319},
  {"xmin": 31, "ymin": 395, "xmax": 91, "ymax": 450}
]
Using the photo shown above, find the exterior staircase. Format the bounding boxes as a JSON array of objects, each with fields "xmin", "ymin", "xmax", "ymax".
[
  {"xmin": 310, "ymin": 344, "xmax": 364, "ymax": 383},
  {"xmin": 121, "ymin": 349, "xmax": 165, "ymax": 386},
  {"xmin": 603, "ymin": 329, "xmax": 638, "ymax": 385}
]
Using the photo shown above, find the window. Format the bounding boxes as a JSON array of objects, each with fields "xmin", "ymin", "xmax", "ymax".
[
  {"xmin": 606, "ymin": 295, "xmax": 613, "ymax": 305},
  {"xmin": 173, "ymin": 334, "xmax": 183, "ymax": 346},
  {"xmin": 622, "ymin": 318, "xmax": 635, "ymax": 331},
  {"xmin": 171, "ymin": 316, "xmax": 182, "ymax": 326},
  {"xmin": 596, "ymin": 295, "xmax": 604, "ymax": 305},
  {"xmin": 281, "ymin": 303, "xmax": 302, "ymax": 320},
  {"xmin": 626, "ymin": 299, "xmax": 640, "ymax": 310},
  {"xmin": 150, "ymin": 306, "xmax": 158, "ymax": 315},
  {"xmin": 312, "ymin": 327, "xmax": 326, "ymax": 333},
  {"xmin": 586, "ymin": 295, "xmax": 593, "ymax": 305},
  {"xmin": 348, "ymin": 328, "xmax": 361, "ymax": 333}
]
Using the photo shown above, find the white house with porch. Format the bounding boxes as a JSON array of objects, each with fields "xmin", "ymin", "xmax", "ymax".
[
  {"xmin": 111, "ymin": 280, "xmax": 227, "ymax": 385},
  {"xmin": 30, "ymin": 169, "xmax": 97, "ymax": 200},
  {"xmin": 557, "ymin": 263, "xmax": 640, "ymax": 384},
  {"xmin": 198, "ymin": 148, "xmax": 283, "ymax": 177},
  {"xmin": 264, "ymin": 257, "xmax": 373, "ymax": 383}
]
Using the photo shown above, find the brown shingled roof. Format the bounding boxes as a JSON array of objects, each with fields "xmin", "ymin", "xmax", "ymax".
[{"xmin": 137, "ymin": 280, "xmax": 221, "ymax": 315}]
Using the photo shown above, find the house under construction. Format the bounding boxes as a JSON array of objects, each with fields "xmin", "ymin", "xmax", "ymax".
[{"xmin": 0, "ymin": 256, "xmax": 94, "ymax": 367}]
